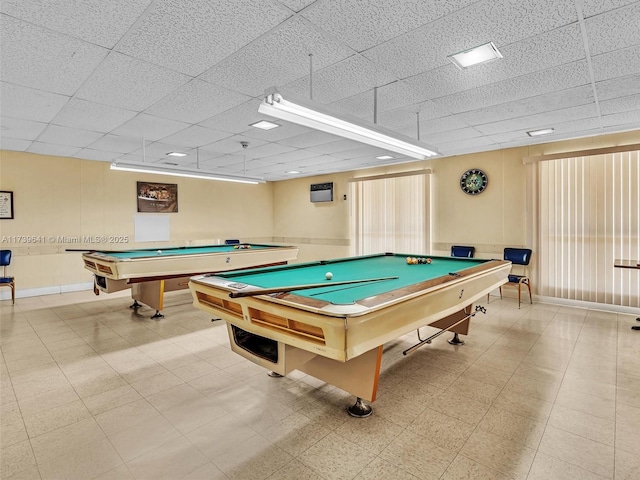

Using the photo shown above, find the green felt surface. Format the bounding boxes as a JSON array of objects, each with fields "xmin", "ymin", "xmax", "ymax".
[
  {"xmin": 102, "ymin": 244, "xmax": 270, "ymax": 259},
  {"xmin": 217, "ymin": 254, "xmax": 484, "ymax": 305}
]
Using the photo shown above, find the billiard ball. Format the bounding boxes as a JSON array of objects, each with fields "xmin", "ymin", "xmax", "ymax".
[
  {"xmin": 426, "ymin": 258, "xmax": 432, "ymax": 264},
  {"xmin": 325, "ymin": 272, "xmax": 333, "ymax": 280},
  {"xmin": 157, "ymin": 250, "xmax": 162, "ymax": 255},
  {"xmin": 406, "ymin": 257, "xmax": 412, "ymax": 265}
]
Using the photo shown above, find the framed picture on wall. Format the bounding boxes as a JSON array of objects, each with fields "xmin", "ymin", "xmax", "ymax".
[
  {"xmin": 0, "ymin": 191, "xmax": 14, "ymax": 219},
  {"xmin": 137, "ymin": 182, "xmax": 178, "ymax": 213}
]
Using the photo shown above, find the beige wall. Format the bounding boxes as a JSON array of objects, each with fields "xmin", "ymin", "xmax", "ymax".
[
  {"xmin": 0, "ymin": 151, "xmax": 274, "ymax": 291},
  {"xmin": 2, "ymin": 129, "xmax": 638, "ymax": 295}
]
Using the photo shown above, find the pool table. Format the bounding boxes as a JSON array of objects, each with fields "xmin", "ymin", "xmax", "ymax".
[
  {"xmin": 82, "ymin": 243, "xmax": 299, "ymax": 318},
  {"xmin": 189, "ymin": 253, "xmax": 511, "ymax": 416}
]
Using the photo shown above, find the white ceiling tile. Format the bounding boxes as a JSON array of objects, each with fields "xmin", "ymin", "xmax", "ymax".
[
  {"xmin": 75, "ymin": 52, "xmax": 191, "ymax": 110},
  {"xmin": 596, "ymin": 74, "xmax": 640, "ymax": 101},
  {"xmin": 242, "ymin": 142, "xmax": 296, "ymax": 158},
  {"xmin": 0, "ymin": 15, "xmax": 108, "ymax": 95},
  {"xmin": 0, "ymin": 83, "xmax": 69, "ymax": 123},
  {"xmin": 242, "ymin": 123, "xmax": 311, "ymax": 142},
  {"xmin": 87, "ymin": 134, "xmax": 142, "ymax": 154},
  {"xmin": 37, "ymin": 125, "xmax": 104, "ymax": 147},
  {"xmin": 198, "ymin": 135, "xmax": 268, "ymax": 157},
  {"xmin": 601, "ymin": 110, "xmax": 640, "ymax": 128},
  {"xmin": 27, "ymin": 142, "xmax": 81, "ymax": 157},
  {"xmin": 585, "ymin": 2, "xmax": 640, "ymax": 55},
  {"xmin": 261, "ymin": 149, "xmax": 317, "ymax": 163},
  {"xmin": 199, "ymin": 154, "xmax": 243, "ymax": 168},
  {"xmin": 282, "ymin": 55, "xmax": 397, "ymax": 104},
  {"xmin": 73, "ymin": 148, "xmax": 121, "ymax": 161},
  {"xmin": 592, "ymin": 45, "xmax": 640, "ymax": 82},
  {"xmin": 111, "ymin": 114, "xmax": 190, "ymax": 141},
  {"xmin": 305, "ymin": 139, "xmax": 365, "ymax": 155},
  {"xmin": 129, "ymin": 141, "xmax": 196, "ymax": 159},
  {"xmin": 145, "ymin": 79, "xmax": 250, "ymax": 124},
  {"xmin": 475, "ymin": 104, "xmax": 599, "ymax": 135},
  {"xmin": 0, "ymin": 137, "xmax": 31, "ymax": 151},
  {"xmin": 277, "ymin": 0, "xmax": 316, "ymax": 13},
  {"xmin": 404, "ymin": 25, "xmax": 585, "ymax": 101},
  {"xmin": 302, "ymin": 0, "xmax": 478, "ymax": 52},
  {"xmin": 116, "ymin": 0, "xmax": 292, "ymax": 76},
  {"xmin": 421, "ymin": 127, "xmax": 484, "ymax": 146},
  {"xmin": 580, "ymin": 0, "xmax": 639, "ymax": 18},
  {"xmin": 279, "ymin": 131, "xmax": 343, "ymax": 148},
  {"xmin": 160, "ymin": 126, "xmax": 232, "ymax": 148},
  {"xmin": 362, "ymin": 0, "xmax": 578, "ymax": 80},
  {"xmin": 200, "ymin": 100, "xmax": 265, "ymax": 133},
  {"xmin": 0, "ymin": 116, "xmax": 47, "ymax": 141},
  {"xmin": 52, "ymin": 98, "xmax": 137, "ymax": 132},
  {"xmin": 432, "ymin": 61, "xmax": 591, "ymax": 114},
  {"xmin": 600, "ymin": 93, "xmax": 640, "ymax": 115},
  {"xmin": 0, "ymin": 1, "xmax": 153, "ymax": 48},
  {"xmin": 200, "ymin": 18, "xmax": 353, "ymax": 97}
]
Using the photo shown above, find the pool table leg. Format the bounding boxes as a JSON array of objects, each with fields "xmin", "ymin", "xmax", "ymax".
[
  {"xmin": 129, "ymin": 300, "xmax": 142, "ymax": 309},
  {"xmin": 151, "ymin": 310, "xmax": 164, "ymax": 319},
  {"xmin": 347, "ymin": 397, "xmax": 373, "ymax": 418}
]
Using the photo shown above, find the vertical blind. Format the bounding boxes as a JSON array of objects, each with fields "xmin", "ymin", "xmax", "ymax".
[
  {"xmin": 538, "ymin": 150, "xmax": 639, "ymax": 307},
  {"xmin": 350, "ymin": 173, "xmax": 430, "ymax": 256}
]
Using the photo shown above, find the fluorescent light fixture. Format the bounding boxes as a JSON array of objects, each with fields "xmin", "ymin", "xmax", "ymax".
[
  {"xmin": 376, "ymin": 155, "xmax": 395, "ymax": 160},
  {"xmin": 258, "ymin": 89, "xmax": 439, "ymax": 160},
  {"xmin": 527, "ymin": 128, "xmax": 555, "ymax": 137},
  {"xmin": 449, "ymin": 42, "xmax": 503, "ymax": 69},
  {"xmin": 250, "ymin": 120, "xmax": 280, "ymax": 130},
  {"xmin": 110, "ymin": 161, "xmax": 265, "ymax": 184},
  {"xmin": 285, "ymin": 170, "xmax": 301, "ymax": 175},
  {"xmin": 167, "ymin": 152, "xmax": 187, "ymax": 157}
]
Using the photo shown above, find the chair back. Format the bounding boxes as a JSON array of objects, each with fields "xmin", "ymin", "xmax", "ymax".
[
  {"xmin": 224, "ymin": 239, "xmax": 240, "ymax": 245},
  {"xmin": 451, "ymin": 245, "xmax": 475, "ymax": 258},
  {"xmin": 504, "ymin": 248, "xmax": 532, "ymax": 266},
  {"xmin": 0, "ymin": 250, "xmax": 11, "ymax": 267}
]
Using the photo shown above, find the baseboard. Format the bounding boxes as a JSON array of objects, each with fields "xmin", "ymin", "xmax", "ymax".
[{"xmin": 0, "ymin": 282, "xmax": 94, "ymax": 301}]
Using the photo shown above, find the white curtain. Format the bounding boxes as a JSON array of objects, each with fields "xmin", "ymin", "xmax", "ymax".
[
  {"xmin": 537, "ymin": 150, "xmax": 639, "ymax": 307},
  {"xmin": 350, "ymin": 173, "xmax": 430, "ymax": 256}
]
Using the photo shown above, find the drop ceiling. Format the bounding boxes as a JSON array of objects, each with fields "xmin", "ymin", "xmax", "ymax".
[{"xmin": 1, "ymin": 0, "xmax": 639, "ymax": 182}]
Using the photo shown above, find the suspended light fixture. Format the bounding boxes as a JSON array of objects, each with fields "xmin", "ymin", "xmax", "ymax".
[
  {"xmin": 110, "ymin": 161, "xmax": 265, "ymax": 184},
  {"xmin": 258, "ymin": 88, "xmax": 439, "ymax": 160}
]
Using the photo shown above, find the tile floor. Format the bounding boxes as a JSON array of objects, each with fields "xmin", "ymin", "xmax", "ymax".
[{"xmin": 1, "ymin": 289, "xmax": 639, "ymax": 480}]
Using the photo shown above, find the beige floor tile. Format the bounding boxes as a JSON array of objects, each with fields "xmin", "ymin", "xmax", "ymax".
[
  {"xmin": 427, "ymin": 389, "xmax": 490, "ymax": 426},
  {"xmin": 555, "ymin": 386, "xmax": 616, "ymax": 421},
  {"xmin": 549, "ymin": 404, "xmax": 615, "ymax": 445},
  {"xmin": 186, "ymin": 413, "xmax": 258, "ymax": 460},
  {"xmin": 160, "ymin": 395, "xmax": 227, "ymax": 434},
  {"xmin": 460, "ymin": 363, "xmax": 513, "ymax": 388},
  {"xmin": 211, "ymin": 433, "xmax": 293, "ymax": 480},
  {"xmin": 379, "ymin": 429, "xmax": 456, "ymax": 480},
  {"xmin": 538, "ymin": 425, "xmax": 614, "ymax": 478},
  {"xmin": 615, "ymin": 403, "xmax": 640, "ymax": 455},
  {"xmin": 615, "ymin": 448, "xmax": 640, "ymax": 480},
  {"xmin": 440, "ymin": 455, "xmax": 516, "ymax": 480},
  {"xmin": 1, "ymin": 440, "xmax": 37, "ymax": 478},
  {"xmin": 94, "ymin": 398, "xmax": 161, "ymax": 436},
  {"xmin": 561, "ymin": 372, "xmax": 617, "ymax": 400},
  {"xmin": 334, "ymin": 413, "xmax": 404, "ymax": 454},
  {"xmin": 266, "ymin": 459, "xmax": 324, "ymax": 480},
  {"xmin": 3, "ymin": 466, "xmax": 42, "ymax": 480},
  {"xmin": 23, "ymin": 398, "xmax": 91, "ymax": 438},
  {"xmin": 93, "ymin": 464, "xmax": 135, "ymax": 480},
  {"xmin": 299, "ymin": 432, "xmax": 376, "ymax": 480},
  {"xmin": 30, "ymin": 416, "xmax": 106, "ymax": 464},
  {"xmin": 181, "ymin": 462, "xmax": 227, "ymax": 480},
  {"xmin": 445, "ymin": 375, "xmax": 503, "ymax": 405},
  {"xmin": 407, "ymin": 407, "xmax": 476, "ymax": 451},
  {"xmin": 70, "ymin": 372, "xmax": 128, "ymax": 398},
  {"xmin": 527, "ymin": 451, "xmax": 609, "ymax": 480},
  {"xmin": 108, "ymin": 415, "xmax": 183, "ymax": 462},
  {"xmin": 353, "ymin": 457, "xmax": 419, "ymax": 480},
  {"xmin": 502, "ymin": 373, "xmax": 561, "ymax": 403},
  {"xmin": 260, "ymin": 412, "xmax": 331, "ymax": 457},
  {"xmin": 1, "ymin": 416, "xmax": 28, "ymax": 448},
  {"xmin": 83, "ymin": 383, "xmax": 143, "ymax": 415},
  {"xmin": 37, "ymin": 438, "xmax": 122, "ymax": 480},
  {"xmin": 170, "ymin": 358, "xmax": 220, "ymax": 381},
  {"xmin": 477, "ymin": 406, "xmax": 546, "ymax": 449},
  {"xmin": 492, "ymin": 390, "xmax": 553, "ymax": 422},
  {"xmin": 459, "ymin": 429, "xmax": 536, "ymax": 479},
  {"xmin": 130, "ymin": 370, "xmax": 184, "ymax": 397}
]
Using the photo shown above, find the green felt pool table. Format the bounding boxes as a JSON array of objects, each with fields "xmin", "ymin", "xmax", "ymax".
[
  {"xmin": 189, "ymin": 253, "xmax": 511, "ymax": 416},
  {"xmin": 82, "ymin": 243, "xmax": 299, "ymax": 318}
]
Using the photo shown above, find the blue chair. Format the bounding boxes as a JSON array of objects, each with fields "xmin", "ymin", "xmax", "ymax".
[
  {"xmin": 500, "ymin": 248, "xmax": 532, "ymax": 308},
  {"xmin": 0, "ymin": 250, "xmax": 15, "ymax": 304},
  {"xmin": 451, "ymin": 245, "xmax": 475, "ymax": 258},
  {"xmin": 225, "ymin": 239, "xmax": 240, "ymax": 245}
]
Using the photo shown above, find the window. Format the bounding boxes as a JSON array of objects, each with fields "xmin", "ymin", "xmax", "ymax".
[
  {"xmin": 537, "ymin": 150, "xmax": 639, "ymax": 307},
  {"xmin": 350, "ymin": 172, "xmax": 430, "ymax": 256}
]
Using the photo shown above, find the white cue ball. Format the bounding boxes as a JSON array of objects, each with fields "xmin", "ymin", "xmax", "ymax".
[
  {"xmin": 325, "ymin": 272, "xmax": 333, "ymax": 280},
  {"xmin": 157, "ymin": 250, "xmax": 162, "ymax": 255}
]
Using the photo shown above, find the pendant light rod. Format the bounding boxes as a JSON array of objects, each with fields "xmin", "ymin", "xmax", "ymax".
[{"xmin": 309, "ymin": 53, "xmax": 314, "ymax": 100}]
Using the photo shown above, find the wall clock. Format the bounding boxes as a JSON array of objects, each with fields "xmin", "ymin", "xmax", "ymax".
[{"xmin": 460, "ymin": 169, "xmax": 488, "ymax": 195}]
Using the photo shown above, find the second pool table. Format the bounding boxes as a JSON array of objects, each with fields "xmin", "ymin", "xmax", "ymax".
[
  {"xmin": 189, "ymin": 253, "xmax": 511, "ymax": 415},
  {"xmin": 82, "ymin": 243, "xmax": 299, "ymax": 318}
]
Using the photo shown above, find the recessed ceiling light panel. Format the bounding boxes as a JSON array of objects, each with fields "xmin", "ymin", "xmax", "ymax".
[
  {"xmin": 527, "ymin": 128, "xmax": 555, "ymax": 137},
  {"xmin": 376, "ymin": 155, "xmax": 394, "ymax": 160},
  {"xmin": 449, "ymin": 42, "xmax": 503, "ymax": 69},
  {"xmin": 250, "ymin": 120, "xmax": 280, "ymax": 130},
  {"xmin": 167, "ymin": 152, "xmax": 187, "ymax": 157}
]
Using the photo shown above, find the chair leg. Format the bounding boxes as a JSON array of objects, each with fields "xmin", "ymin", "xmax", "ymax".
[
  {"xmin": 11, "ymin": 284, "xmax": 15, "ymax": 305},
  {"xmin": 499, "ymin": 286, "xmax": 502, "ymax": 299},
  {"xmin": 517, "ymin": 284, "xmax": 522, "ymax": 308},
  {"xmin": 525, "ymin": 280, "xmax": 532, "ymax": 304}
]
